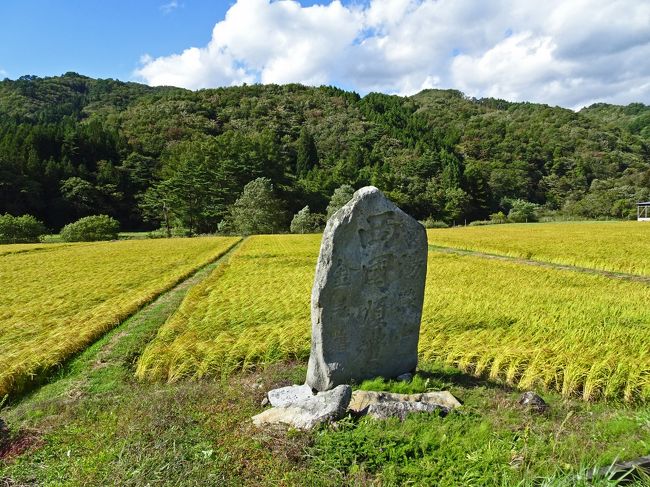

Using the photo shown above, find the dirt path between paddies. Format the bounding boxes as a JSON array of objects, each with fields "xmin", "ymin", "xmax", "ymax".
[{"xmin": 429, "ymin": 244, "xmax": 650, "ymax": 285}]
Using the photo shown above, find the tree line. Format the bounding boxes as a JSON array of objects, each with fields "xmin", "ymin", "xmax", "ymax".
[{"xmin": 0, "ymin": 73, "xmax": 649, "ymax": 234}]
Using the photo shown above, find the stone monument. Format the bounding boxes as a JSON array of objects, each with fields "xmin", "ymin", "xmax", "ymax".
[{"xmin": 306, "ymin": 186, "xmax": 428, "ymax": 391}]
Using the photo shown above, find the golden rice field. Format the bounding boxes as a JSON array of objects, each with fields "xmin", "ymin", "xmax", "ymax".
[
  {"xmin": 137, "ymin": 234, "xmax": 650, "ymax": 402},
  {"xmin": 0, "ymin": 242, "xmax": 72, "ymax": 256},
  {"xmin": 136, "ymin": 235, "xmax": 318, "ymax": 381},
  {"xmin": 0, "ymin": 236, "xmax": 239, "ymax": 398},
  {"xmin": 427, "ymin": 221, "xmax": 650, "ymax": 276},
  {"xmin": 420, "ymin": 252, "xmax": 650, "ymax": 402}
]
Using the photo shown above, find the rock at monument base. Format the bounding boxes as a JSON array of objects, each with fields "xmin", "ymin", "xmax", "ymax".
[
  {"xmin": 252, "ymin": 385, "xmax": 351, "ymax": 431},
  {"xmin": 586, "ymin": 454, "xmax": 650, "ymax": 483},
  {"xmin": 348, "ymin": 390, "xmax": 462, "ymax": 414},
  {"xmin": 366, "ymin": 401, "xmax": 449, "ymax": 421},
  {"xmin": 518, "ymin": 391, "xmax": 548, "ymax": 413},
  {"xmin": 307, "ymin": 186, "xmax": 428, "ymax": 391},
  {"xmin": 267, "ymin": 384, "xmax": 314, "ymax": 408}
]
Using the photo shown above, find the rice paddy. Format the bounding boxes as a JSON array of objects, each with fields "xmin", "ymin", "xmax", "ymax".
[
  {"xmin": 420, "ymin": 252, "xmax": 650, "ymax": 402},
  {"xmin": 137, "ymin": 233, "xmax": 650, "ymax": 402},
  {"xmin": 136, "ymin": 235, "xmax": 319, "ymax": 381},
  {"xmin": 427, "ymin": 221, "xmax": 650, "ymax": 276},
  {"xmin": 0, "ymin": 242, "xmax": 72, "ymax": 256},
  {"xmin": 0, "ymin": 236, "xmax": 239, "ymax": 398}
]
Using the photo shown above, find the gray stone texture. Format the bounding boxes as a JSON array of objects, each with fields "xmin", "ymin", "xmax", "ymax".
[
  {"xmin": 266, "ymin": 384, "xmax": 314, "ymax": 408},
  {"xmin": 518, "ymin": 391, "xmax": 549, "ymax": 413},
  {"xmin": 306, "ymin": 186, "xmax": 428, "ymax": 391},
  {"xmin": 366, "ymin": 401, "xmax": 448, "ymax": 421},
  {"xmin": 348, "ymin": 390, "xmax": 461, "ymax": 414},
  {"xmin": 251, "ymin": 385, "xmax": 351, "ymax": 430}
]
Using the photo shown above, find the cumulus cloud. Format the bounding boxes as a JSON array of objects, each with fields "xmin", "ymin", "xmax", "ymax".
[{"xmin": 135, "ymin": 0, "xmax": 650, "ymax": 108}]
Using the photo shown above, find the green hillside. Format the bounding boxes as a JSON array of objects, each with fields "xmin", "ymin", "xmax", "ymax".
[{"xmin": 1, "ymin": 73, "xmax": 648, "ymax": 231}]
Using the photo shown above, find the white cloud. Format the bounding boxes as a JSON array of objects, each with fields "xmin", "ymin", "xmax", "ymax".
[
  {"xmin": 160, "ymin": 1, "xmax": 180, "ymax": 15},
  {"xmin": 135, "ymin": 0, "xmax": 650, "ymax": 108},
  {"xmin": 0, "ymin": 68, "xmax": 7, "ymax": 78}
]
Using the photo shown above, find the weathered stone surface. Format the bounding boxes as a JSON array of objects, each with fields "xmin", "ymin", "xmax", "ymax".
[
  {"xmin": 348, "ymin": 390, "xmax": 462, "ymax": 414},
  {"xmin": 266, "ymin": 384, "xmax": 314, "ymax": 408},
  {"xmin": 366, "ymin": 401, "xmax": 449, "ymax": 420},
  {"xmin": 252, "ymin": 385, "xmax": 351, "ymax": 430},
  {"xmin": 307, "ymin": 186, "xmax": 428, "ymax": 391},
  {"xmin": 518, "ymin": 391, "xmax": 548, "ymax": 413}
]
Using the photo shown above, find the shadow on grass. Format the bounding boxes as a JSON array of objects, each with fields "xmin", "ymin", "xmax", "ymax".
[{"xmin": 416, "ymin": 363, "xmax": 518, "ymax": 395}]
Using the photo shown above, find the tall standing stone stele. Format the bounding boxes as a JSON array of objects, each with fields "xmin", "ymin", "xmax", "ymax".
[{"xmin": 306, "ymin": 186, "xmax": 428, "ymax": 391}]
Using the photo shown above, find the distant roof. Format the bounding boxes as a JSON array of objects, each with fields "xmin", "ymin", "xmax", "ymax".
[{"xmin": 639, "ymin": 202, "xmax": 650, "ymax": 205}]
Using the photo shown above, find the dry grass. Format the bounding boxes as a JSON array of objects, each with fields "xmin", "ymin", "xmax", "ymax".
[
  {"xmin": 0, "ymin": 236, "xmax": 239, "ymax": 398},
  {"xmin": 137, "ymin": 233, "xmax": 650, "ymax": 402},
  {"xmin": 427, "ymin": 221, "xmax": 650, "ymax": 276}
]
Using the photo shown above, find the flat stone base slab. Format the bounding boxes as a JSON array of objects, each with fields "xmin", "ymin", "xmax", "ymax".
[
  {"xmin": 348, "ymin": 390, "xmax": 461, "ymax": 414},
  {"xmin": 267, "ymin": 384, "xmax": 314, "ymax": 408},
  {"xmin": 367, "ymin": 401, "xmax": 449, "ymax": 420},
  {"xmin": 252, "ymin": 385, "xmax": 351, "ymax": 431}
]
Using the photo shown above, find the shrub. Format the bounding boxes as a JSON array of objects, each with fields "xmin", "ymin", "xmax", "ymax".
[
  {"xmin": 60, "ymin": 215, "xmax": 120, "ymax": 242},
  {"xmin": 489, "ymin": 211, "xmax": 508, "ymax": 224},
  {"xmin": 468, "ymin": 220, "xmax": 494, "ymax": 226},
  {"xmin": 219, "ymin": 178, "xmax": 286, "ymax": 235},
  {"xmin": 508, "ymin": 199, "xmax": 539, "ymax": 223},
  {"xmin": 326, "ymin": 184, "xmax": 355, "ymax": 220},
  {"xmin": 0, "ymin": 214, "xmax": 47, "ymax": 244},
  {"xmin": 290, "ymin": 206, "xmax": 325, "ymax": 234},
  {"xmin": 421, "ymin": 217, "xmax": 449, "ymax": 229}
]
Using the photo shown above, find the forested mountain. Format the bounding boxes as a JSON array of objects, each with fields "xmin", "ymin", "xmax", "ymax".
[{"xmin": 1, "ymin": 72, "xmax": 649, "ymax": 232}]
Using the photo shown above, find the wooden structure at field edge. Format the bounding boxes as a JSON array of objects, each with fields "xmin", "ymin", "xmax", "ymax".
[{"xmin": 638, "ymin": 202, "xmax": 650, "ymax": 221}]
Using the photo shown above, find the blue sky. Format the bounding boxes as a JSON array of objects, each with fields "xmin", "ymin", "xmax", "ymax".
[
  {"xmin": 1, "ymin": 0, "xmax": 649, "ymax": 109},
  {"xmin": 0, "ymin": 1, "xmax": 235, "ymax": 80},
  {"xmin": 0, "ymin": 0, "xmax": 339, "ymax": 81}
]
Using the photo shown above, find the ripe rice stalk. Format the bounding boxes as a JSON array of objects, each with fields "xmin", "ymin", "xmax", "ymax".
[
  {"xmin": 0, "ymin": 236, "xmax": 239, "ymax": 398},
  {"xmin": 428, "ymin": 221, "xmax": 650, "ymax": 277},
  {"xmin": 136, "ymin": 235, "xmax": 317, "ymax": 382},
  {"xmin": 138, "ymin": 233, "xmax": 650, "ymax": 402}
]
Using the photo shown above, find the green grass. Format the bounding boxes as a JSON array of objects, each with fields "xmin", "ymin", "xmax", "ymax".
[
  {"xmin": 357, "ymin": 374, "xmax": 450, "ymax": 395},
  {"xmin": 4, "ymin": 348, "xmax": 650, "ymax": 485}
]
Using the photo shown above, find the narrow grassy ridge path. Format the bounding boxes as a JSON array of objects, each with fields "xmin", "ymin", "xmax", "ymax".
[
  {"xmin": 429, "ymin": 244, "xmax": 650, "ymax": 285},
  {"xmin": 1, "ymin": 237, "xmax": 242, "ymax": 404},
  {"xmin": 22, "ymin": 236, "xmax": 246, "ymax": 405}
]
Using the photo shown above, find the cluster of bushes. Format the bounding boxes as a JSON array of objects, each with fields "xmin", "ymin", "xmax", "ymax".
[
  {"xmin": 290, "ymin": 207, "xmax": 325, "ymax": 234},
  {"xmin": 0, "ymin": 214, "xmax": 47, "ymax": 243},
  {"xmin": 468, "ymin": 200, "xmax": 540, "ymax": 226},
  {"xmin": 60, "ymin": 215, "xmax": 120, "ymax": 242},
  {"xmin": 0, "ymin": 213, "xmax": 122, "ymax": 245},
  {"xmin": 421, "ymin": 218, "xmax": 449, "ymax": 229}
]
